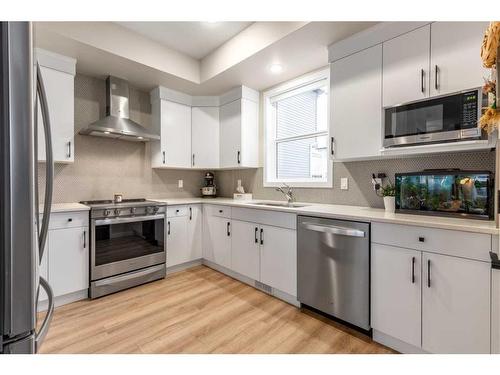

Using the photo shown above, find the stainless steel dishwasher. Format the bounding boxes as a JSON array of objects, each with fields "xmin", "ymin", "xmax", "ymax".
[{"xmin": 297, "ymin": 216, "xmax": 370, "ymax": 331}]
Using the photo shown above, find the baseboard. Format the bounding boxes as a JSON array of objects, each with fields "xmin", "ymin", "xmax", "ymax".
[
  {"xmin": 37, "ymin": 289, "xmax": 89, "ymax": 312},
  {"xmin": 167, "ymin": 259, "xmax": 202, "ymax": 275},
  {"xmin": 372, "ymin": 330, "xmax": 427, "ymax": 354},
  {"xmin": 202, "ymin": 259, "xmax": 300, "ymax": 307}
]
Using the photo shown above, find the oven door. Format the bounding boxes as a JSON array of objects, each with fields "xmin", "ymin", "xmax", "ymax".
[{"xmin": 91, "ymin": 214, "xmax": 166, "ymax": 280}]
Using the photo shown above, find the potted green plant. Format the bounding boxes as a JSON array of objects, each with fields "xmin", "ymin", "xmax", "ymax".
[{"xmin": 380, "ymin": 182, "xmax": 396, "ymax": 213}]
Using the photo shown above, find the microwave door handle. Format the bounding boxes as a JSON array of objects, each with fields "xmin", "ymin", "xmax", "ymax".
[{"xmin": 36, "ymin": 62, "xmax": 53, "ymax": 260}]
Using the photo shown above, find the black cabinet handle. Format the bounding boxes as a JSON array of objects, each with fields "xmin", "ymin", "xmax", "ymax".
[
  {"xmin": 418, "ymin": 236, "xmax": 425, "ymax": 242},
  {"xmin": 83, "ymin": 230, "xmax": 86, "ymax": 249},
  {"xmin": 68, "ymin": 218, "xmax": 73, "ymax": 222},
  {"xmin": 434, "ymin": 65, "xmax": 439, "ymax": 91},
  {"xmin": 420, "ymin": 69, "xmax": 425, "ymax": 93},
  {"xmin": 260, "ymin": 228, "xmax": 264, "ymax": 245},
  {"xmin": 192, "ymin": 153, "xmax": 195, "ymax": 167},
  {"xmin": 227, "ymin": 222, "xmax": 231, "ymax": 236},
  {"xmin": 427, "ymin": 259, "xmax": 431, "ymax": 288},
  {"xmin": 331, "ymin": 137, "xmax": 335, "ymax": 156},
  {"xmin": 411, "ymin": 256, "xmax": 415, "ymax": 284},
  {"xmin": 237, "ymin": 151, "xmax": 241, "ymax": 165},
  {"xmin": 255, "ymin": 227, "xmax": 258, "ymax": 243},
  {"xmin": 167, "ymin": 221, "xmax": 171, "ymax": 235},
  {"xmin": 189, "ymin": 207, "xmax": 192, "ymax": 220},
  {"xmin": 162, "ymin": 151, "xmax": 166, "ymax": 164},
  {"xmin": 219, "ymin": 209, "xmax": 223, "ymax": 213},
  {"xmin": 67, "ymin": 141, "xmax": 71, "ymax": 158},
  {"xmin": 176, "ymin": 209, "xmax": 179, "ymax": 213}
]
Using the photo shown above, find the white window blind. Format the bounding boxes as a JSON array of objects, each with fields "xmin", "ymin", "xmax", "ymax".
[{"xmin": 265, "ymin": 75, "xmax": 329, "ymax": 186}]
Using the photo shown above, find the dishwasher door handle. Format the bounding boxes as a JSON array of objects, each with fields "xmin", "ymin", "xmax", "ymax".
[{"xmin": 301, "ymin": 222, "xmax": 366, "ymax": 238}]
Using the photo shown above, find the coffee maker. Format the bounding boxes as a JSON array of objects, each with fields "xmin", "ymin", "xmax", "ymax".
[{"xmin": 201, "ymin": 172, "xmax": 217, "ymax": 197}]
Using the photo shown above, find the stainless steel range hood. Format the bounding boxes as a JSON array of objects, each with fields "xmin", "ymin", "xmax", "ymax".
[{"xmin": 79, "ymin": 76, "xmax": 159, "ymax": 142}]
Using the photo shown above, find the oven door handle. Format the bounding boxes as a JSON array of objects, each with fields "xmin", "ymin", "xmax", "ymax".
[{"xmin": 94, "ymin": 214, "xmax": 165, "ymax": 226}]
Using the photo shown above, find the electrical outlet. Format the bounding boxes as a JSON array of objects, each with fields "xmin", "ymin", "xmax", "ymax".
[
  {"xmin": 178, "ymin": 179, "xmax": 183, "ymax": 188},
  {"xmin": 372, "ymin": 178, "xmax": 382, "ymax": 190},
  {"xmin": 340, "ymin": 177, "xmax": 349, "ymax": 190}
]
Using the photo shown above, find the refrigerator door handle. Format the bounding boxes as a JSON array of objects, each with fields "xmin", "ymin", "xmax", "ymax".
[
  {"xmin": 35, "ymin": 276, "xmax": 54, "ymax": 351},
  {"xmin": 36, "ymin": 62, "xmax": 53, "ymax": 260}
]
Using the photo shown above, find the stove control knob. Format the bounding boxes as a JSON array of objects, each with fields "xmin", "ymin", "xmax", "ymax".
[
  {"xmin": 146, "ymin": 206, "xmax": 154, "ymax": 214},
  {"xmin": 114, "ymin": 208, "xmax": 121, "ymax": 216},
  {"xmin": 130, "ymin": 207, "xmax": 136, "ymax": 215},
  {"xmin": 103, "ymin": 209, "xmax": 111, "ymax": 217},
  {"xmin": 153, "ymin": 206, "xmax": 159, "ymax": 214}
]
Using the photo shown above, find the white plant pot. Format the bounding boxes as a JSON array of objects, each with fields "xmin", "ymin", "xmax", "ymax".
[{"xmin": 383, "ymin": 196, "xmax": 395, "ymax": 213}]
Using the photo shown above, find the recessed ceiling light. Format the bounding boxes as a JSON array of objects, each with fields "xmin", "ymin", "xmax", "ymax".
[
  {"xmin": 269, "ymin": 63, "xmax": 283, "ymax": 74},
  {"xmin": 137, "ymin": 136, "xmax": 143, "ymax": 140},
  {"xmin": 104, "ymin": 131, "xmax": 110, "ymax": 134}
]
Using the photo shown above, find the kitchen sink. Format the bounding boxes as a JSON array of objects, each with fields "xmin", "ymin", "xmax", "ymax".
[{"xmin": 250, "ymin": 202, "xmax": 309, "ymax": 208}]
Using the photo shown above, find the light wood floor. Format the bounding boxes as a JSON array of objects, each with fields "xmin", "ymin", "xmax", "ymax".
[{"xmin": 38, "ymin": 265, "xmax": 394, "ymax": 354}]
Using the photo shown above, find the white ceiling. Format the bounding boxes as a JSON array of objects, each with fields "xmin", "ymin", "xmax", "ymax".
[
  {"xmin": 34, "ymin": 21, "xmax": 377, "ymax": 95},
  {"xmin": 115, "ymin": 22, "xmax": 253, "ymax": 59}
]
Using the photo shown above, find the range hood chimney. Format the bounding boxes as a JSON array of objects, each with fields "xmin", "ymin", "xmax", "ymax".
[{"xmin": 79, "ymin": 76, "xmax": 159, "ymax": 142}]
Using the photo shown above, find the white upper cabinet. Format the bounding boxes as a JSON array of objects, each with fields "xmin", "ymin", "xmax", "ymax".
[
  {"xmin": 330, "ymin": 44, "xmax": 382, "ymax": 160},
  {"xmin": 151, "ymin": 85, "xmax": 258, "ymax": 170},
  {"xmin": 429, "ymin": 22, "xmax": 489, "ymax": 97},
  {"xmin": 422, "ymin": 253, "xmax": 490, "ymax": 354},
  {"xmin": 382, "ymin": 25, "xmax": 431, "ymax": 107},
  {"xmin": 219, "ymin": 100, "xmax": 242, "ymax": 168},
  {"xmin": 36, "ymin": 49, "xmax": 76, "ymax": 163},
  {"xmin": 191, "ymin": 106, "xmax": 220, "ymax": 169},
  {"xmin": 219, "ymin": 87, "xmax": 259, "ymax": 169},
  {"xmin": 151, "ymin": 98, "xmax": 192, "ymax": 168}
]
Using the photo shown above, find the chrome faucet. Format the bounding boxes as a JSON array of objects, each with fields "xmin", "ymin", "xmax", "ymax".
[{"xmin": 275, "ymin": 183, "xmax": 294, "ymax": 204}]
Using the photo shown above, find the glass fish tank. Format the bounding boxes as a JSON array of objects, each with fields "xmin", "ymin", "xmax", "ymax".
[{"xmin": 395, "ymin": 170, "xmax": 493, "ymax": 220}]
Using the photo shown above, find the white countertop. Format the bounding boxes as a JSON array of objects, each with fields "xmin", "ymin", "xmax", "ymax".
[
  {"xmin": 152, "ymin": 197, "xmax": 499, "ymax": 235},
  {"xmin": 41, "ymin": 203, "xmax": 90, "ymax": 213}
]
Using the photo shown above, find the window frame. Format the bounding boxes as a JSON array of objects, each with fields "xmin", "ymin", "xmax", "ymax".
[{"xmin": 263, "ymin": 68, "xmax": 332, "ymax": 188}]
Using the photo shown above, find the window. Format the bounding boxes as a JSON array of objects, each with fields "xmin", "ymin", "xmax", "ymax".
[{"xmin": 263, "ymin": 69, "xmax": 331, "ymax": 187}]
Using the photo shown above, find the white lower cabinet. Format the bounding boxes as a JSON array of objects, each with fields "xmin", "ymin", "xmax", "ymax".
[
  {"xmin": 49, "ymin": 227, "xmax": 89, "ymax": 298},
  {"xmin": 422, "ymin": 252, "xmax": 490, "ymax": 354},
  {"xmin": 187, "ymin": 205, "xmax": 202, "ymax": 261},
  {"xmin": 203, "ymin": 214, "xmax": 232, "ymax": 269},
  {"xmin": 371, "ymin": 223, "xmax": 492, "ymax": 353},
  {"xmin": 203, "ymin": 206, "xmax": 297, "ymax": 300},
  {"xmin": 166, "ymin": 216, "xmax": 189, "ymax": 267},
  {"xmin": 371, "ymin": 244, "xmax": 422, "ymax": 348},
  {"xmin": 260, "ymin": 225, "xmax": 296, "ymax": 297},
  {"xmin": 167, "ymin": 204, "xmax": 203, "ymax": 268},
  {"xmin": 231, "ymin": 220, "xmax": 260, "ymax": 280},
  {"xmin": 229, "ymin": 220, "xmax": 297, "ymax": 296}
]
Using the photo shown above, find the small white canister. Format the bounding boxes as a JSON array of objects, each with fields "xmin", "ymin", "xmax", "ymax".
[{"xmin": 114, "ymin": 193, "xmax": 123, "ymax": 203}]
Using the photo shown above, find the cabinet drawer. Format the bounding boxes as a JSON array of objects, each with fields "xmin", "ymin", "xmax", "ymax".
[
  {"xmin": 372, "ymin": 222, "xmax": 491, "ymax": 262},
  {"xmin": 48, "ymin": 211, "xmax": 88, "ymax": 230},
  {"xmin": 231, "ymin": 207, "xmax": 296, "ymax": 230},
  {"xmin": 167, "ymin": 205, "xmax": 188, "ymax": 218},
  {"xmin": 204, "ymin": 204, "xmax": 231, "ymax": 218}
]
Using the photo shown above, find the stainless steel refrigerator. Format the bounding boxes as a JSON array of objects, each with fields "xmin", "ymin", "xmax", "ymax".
[{"xmin": 0, "ymin": 21, "xmax": 54, "ymax": 354}]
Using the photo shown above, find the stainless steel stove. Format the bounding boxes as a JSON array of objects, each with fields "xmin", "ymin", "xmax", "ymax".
[{"xmin": 80, "ymin": 198, "xmax": 167, "ymax": 298}]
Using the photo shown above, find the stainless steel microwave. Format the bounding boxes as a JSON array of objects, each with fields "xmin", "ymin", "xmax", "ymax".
[{"xmin": 383, "ymin": 89, "xmax": 486, "ymax": 148}]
